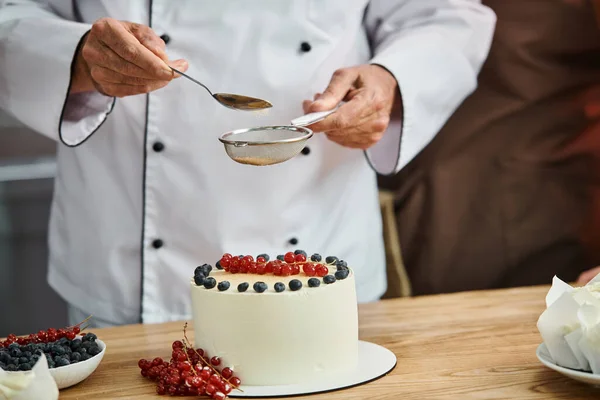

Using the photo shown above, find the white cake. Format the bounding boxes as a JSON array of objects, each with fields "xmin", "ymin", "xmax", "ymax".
[{"xmin": 190, "ymin": 252, "xmax": 359, "ymax": 386}]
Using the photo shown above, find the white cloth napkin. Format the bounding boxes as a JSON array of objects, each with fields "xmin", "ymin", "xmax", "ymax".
[
  {"xmin": 537, "ymin": 273, "xmax": 600, "ymax": 373},
  {"xmin": 0, "ymin": 354, "xmax": 59, "ymax": 400}
]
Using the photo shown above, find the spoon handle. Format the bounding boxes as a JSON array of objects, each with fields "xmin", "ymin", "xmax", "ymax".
[{"xmin": 171, "ymin": 67, "xmax": 213, "ymax": 96}]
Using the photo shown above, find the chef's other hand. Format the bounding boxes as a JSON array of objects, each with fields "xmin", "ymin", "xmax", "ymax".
[
  {"xmin": 302, "ymin": 64, "xmax": 397, "ymax": 149},
  {"xmin": 576, "ymin": 266, "xmax": 600, "ymax": 285},
  {"xmin": 70, "ymin": 18, "xmax": 188, "ymax": 97}
]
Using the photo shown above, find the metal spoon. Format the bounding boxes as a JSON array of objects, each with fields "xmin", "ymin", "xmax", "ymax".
[{"xmin": 171, "ymin": 67, "xmax": 272, "ymax": 111}]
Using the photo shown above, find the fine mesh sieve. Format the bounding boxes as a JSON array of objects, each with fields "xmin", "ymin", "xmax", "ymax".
[{"xmin": 218, "ymin": 126, "xmax": 313, "ymax": 166}]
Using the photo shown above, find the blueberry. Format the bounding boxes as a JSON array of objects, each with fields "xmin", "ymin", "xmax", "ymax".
[
  {"xmin": 289, "ymin": 279, "xmax": 302, "ymax": 291},
  {"xmin": 0, "ymin": 353, "xmax": 11, "ymax": 363},
  {"xmin": 323, "ymin": 275, "xmax": 336, "ymax": 284},
  {"xmin": 81, "ymin": 353, "xmax": 91, "ymax": 361},
  {"xmin": 276, "ymin": 255, "xmax": 285, "ymax": 261},
  {"xmin": 18, "ymin": 363, "xmax": 31, "ymax": 371},
  {"xmin": 71, "ymin": 352, "xmax": 81, "ymax": 362},
  {"xmin": 5, "ymin": 364, "xmax": 17, "ymax": 371},
  {"xmin": 8, "ymin": 343, "xmax": 19, "ymax": 350},
  {"xmin": 194, "ymin": 274, "xmax": 206, "ymax": 286},
  {"xmin": 9, "ymin": 348, "xmax": 21, "ymax": 358},
  {"xmin": 30, "ymin": 354, "xmax": 40, "ymax": 364},
  {"xmin": 194, "ymin": 266, "xmax": 205, "ymax": 276},
  {"xmin": 253, "ymin": 282, "xmax": 268, "ymax": 293},
  {"xmin": 19, "ymin": 356, "xmax": 29, "ymax": 364},
  {"xmin": 52, "ymin": 345, "xmax": 65, "ymax": 356},
  {"xmin": 203, "ymin": 277, "xmax": 217, "ymax": 289},
  {"xmin": 336, "ymin": 260, "xmax": 348, "ymax": 270},
  {"xmin": 196, "ymin": 264, "xmax": 212, "ymax": 276},
  {"xmin": 11, "ymin": 357, "xmax": 19, "ymax": 365},
  {"xmin": 238, "ymin": 255, "xmax": 244, "ymax": 259},
  {"xmin": 257, "ymin": 253, "xmax": 270, "ymax": 261},
  {"xmin": 335, "ymin": 269, "xmax": 349, "ymax": 280},
  {"xmin": 56, "ymin": 357, "xmax": 70, "ymax": 367},
  {"xmin": 274, "ymin": 282, "xmax": 285, "ymax": 292},
  {"xmin": 237, "ymin": 282, "xmax": 249, "ymax": 292},
  {"xmin": 81, "ymin": 342, "xmax": 92, "ymax": 350},
  {"xmin": 79, "ymin": 348, "xmax": 88, "ymax": 355},
  {"xmin": 89, "ymin": 346, "xmax": 101, "ymax": 356},
  {"xmin": 310, "ymin": 253, "xmax": 322, "ymax": 262},
  {"xmin": 71, "ymin": 339, "xmax": 82, "ymax": 350},
  {"xmin": 308, "ymin": 278, "xmax": 321, "ymax": 287},
  {"xmin": 23, "ymin": 351, "xmax": 32, "ymax": 358},
  {"xmin": 83, "ymin": 333, "xmax": 97, "ymax": 342},
  {"xmin": 294, "ymin": 249, "xmax": 307, "ymax": 257},
  {"xmin": 325, "ymin": 256, "xmax": 338, "ymax": 264},
  {"xmin": 58, "ymin": 337, "xmax": 69, "ymax": 345},
  {"xmin": 215, "ymin": 260, "xmax": 223, "ymax": 270},
  {"xmin": 217, "ymin": 281, "xmax": 231, "ymax": 291}
]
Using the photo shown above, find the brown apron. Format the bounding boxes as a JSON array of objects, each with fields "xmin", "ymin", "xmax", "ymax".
[{"xmin": 378, "ymin": 0, "xmax": 600, "ymax": 295}]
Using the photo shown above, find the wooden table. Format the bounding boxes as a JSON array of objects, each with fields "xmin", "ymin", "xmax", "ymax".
[{"xmin": 59, "ymin": 285, "xmax": 600, "ymax": 399}]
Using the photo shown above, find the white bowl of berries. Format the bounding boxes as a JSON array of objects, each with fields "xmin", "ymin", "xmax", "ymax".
[{"xmin": 1, "ymin": 325, "xmax": 106, "ymax": 390}]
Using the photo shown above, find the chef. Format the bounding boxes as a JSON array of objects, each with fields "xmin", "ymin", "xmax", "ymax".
[{"xmin": 0, "ymin": 1, "xmax": 495, "ymax": 327}]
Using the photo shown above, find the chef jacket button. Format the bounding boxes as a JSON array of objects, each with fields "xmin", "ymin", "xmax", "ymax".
[
  {"xmin": 160, "ymin": 34, "xmax": 171, "ymax": 44},
  {"xmin": 301, "ymin": 147, "xmax": 310, "ymax": 156},
  {"xmin": 152, "ymin": 239, "xmax": 164, "ymax": 249},
  {"xmin": 152, "ymin": 142, "xmax": 165, "ymax": 152},
  {"xmin": 300, "ymin": 42, "xmax": 311, "ymax": 53},
  {"xmin": 288, "ymin": 237, "xmax": 298, "ymax": 245}
]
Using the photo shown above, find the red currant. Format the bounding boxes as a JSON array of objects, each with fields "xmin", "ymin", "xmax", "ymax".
[
  {"xmin": 200, "ymin": 369, "xmax": 211, "ymax": 381},
  {"xmin": 178, "ymin": 361, "xmax": 192, "ymax": 371},
  {"xmin": 222, "ymin": 253, "xmax": 232, "ymax": 261},
  {"xmin": 303, "ymin": 263, "xmax": 316, "ymax": 276},
  {"xmin": 291, "ymin": 264, "xmax": 300, "ymax": 275},
  {"xmin": 256, "ymin": 263, "xmax": 266, "ymax": 274},
  {"xmin": 167, "ymin": 385, "xmax": 178, "ymax": 395},
  {"xmin": 294, "ymin": 253, "xmax": 307, "ymax": 262},
  {"xmin": 315, "ymin": 264, "xmax": 328, "ymax": 277},
  {"xmin": 210, "ymin": 356, "xmax": 221, "ymax": 366},
  {"xmin": 221, "ymin": 367, "xmax": 233, "ymax": 379},
  {"xmin": 212, "ymin": 391, "xmax": 226, "ymax": 400},
  {"xmin": 205, "ymin": 383, "xmax": 217, "ymax": 395},
  {"xmin": 248, "ymin": 262, "xmax": 257, "ymax": 274},
  {"xmin": 265, "ymin": 261, "xmax": 275, "ymax": 273},
  {"xmin": 273, "ymin": 264, "xmax": 283, "ymax": 276},
  {"xmin": 243, "ymin": 255, "xmax": 254, "ymax": 263},
  {"xmin": 7, "ymin": 334, "xmax": 16, "ymax": 342},
  {"xmin": 172, "ymin": 340, "xmax": 184, "ymax": 350},
  {"xmin": 191, "ymin": 376, "xmax": 203, "ymax": 388},
  {"xmin": 196, "ymin": 348, "xmax": 205, "ymax": 357},
  {"xmin": 281, "ymin": 265, "xmax": 292, "ymax": 276},
  {"xmin": 230, "ymin": 377, "xmax": 241, "ymax": 387},
  {"xmin": 240, "ymin": 257, "xmax": 250, "ymax": 268},
  {"xmin": 284, "ymin": 252, "xmax": 295, "ymax": 263},
  {"xmin": 230, "ymin": 259, "xmax": 240, "ymax": 274},
  {"xmin": 152, "ymin": 357, "xmax": 163, "ymax": 366},
  {"xmin": 221, "ymin": 382, "xmax": 232, "ymax": 394},
  {"xmin": 156, "ymin": 384, "xmax": 166, "ymax": 395},
  {"xmin": 209, "ymin": 374, "xmax": 221, "ymax": 385},
  {"xmin": 220, "ymin": 258, "xmax": 231, "ymax": 269},
  {"xmin": 47, "ymin": 333, "xmax": 57, "ymax": 342},
  {"xmin": 257, "ymin": 256, "xmax": 266, "ymax": 263}
]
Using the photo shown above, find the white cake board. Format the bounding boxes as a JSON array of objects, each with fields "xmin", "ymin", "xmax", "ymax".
[{"xmin": 230, "ymin": 341, "xmax": 396, "ymax": 398}]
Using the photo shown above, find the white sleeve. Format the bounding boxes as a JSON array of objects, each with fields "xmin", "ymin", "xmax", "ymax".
[
  {"xmin": 364, "ymin": 0, "xmax": 496, "ymax": 175},
  {"xmin": 0, "ymin": 0, "xmax": 115, "ymax": 147}
]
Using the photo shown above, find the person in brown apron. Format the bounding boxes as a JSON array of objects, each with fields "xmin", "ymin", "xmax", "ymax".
[{"xmin": 378, "ymin": 0, "xmax": 600, "ymax": 295}]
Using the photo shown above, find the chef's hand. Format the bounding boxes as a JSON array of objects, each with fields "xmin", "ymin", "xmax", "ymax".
[
  {"xmin": 303, "ymin": 65, "xmax": 398, "ymax": 149},
  {"xmin": 577, "ymin": 266, "xmax": 600, "ymax": 285},
  {"xmin": 70, "ymin": 18, "xmax": 188, "ymax": 97}
]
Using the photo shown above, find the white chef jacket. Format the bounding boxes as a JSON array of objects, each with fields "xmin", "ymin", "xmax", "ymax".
[{"xmin": 0, "ymin": 0, "xmax": 495, "ymax": 325}]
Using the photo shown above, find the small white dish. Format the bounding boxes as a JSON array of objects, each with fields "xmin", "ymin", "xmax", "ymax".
[
  {"xmin": 536, "ymin": 343, "xmax": 600, "ymax": 387},
  {"xmin": 49, "ymin": 339, "xmax": 106, "ymax": 389},
  {"xmin": 230, "ymin": 340, "xmax": 396, "ymax": 398}
]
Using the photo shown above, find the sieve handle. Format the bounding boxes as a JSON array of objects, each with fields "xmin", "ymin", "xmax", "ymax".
[{"xmin": 290, "ymin": 108, "xmax": 338, "ymax": 127}]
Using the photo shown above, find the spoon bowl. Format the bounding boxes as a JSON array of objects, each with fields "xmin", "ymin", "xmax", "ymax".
[{"xmin": 171, "ymin": 67, "xmax": 272, "ymax": 111}]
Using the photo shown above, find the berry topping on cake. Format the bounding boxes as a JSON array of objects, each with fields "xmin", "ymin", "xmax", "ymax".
[
  {"xmin": 335, "ymin": 269, "xmax": 350, "ymax": 280},
  {"xmin": 308, "ymin": 277, "xmax": 321, "ymax": 287},
  {"xmin": 237, "ymin": 282, "xmax": 249, "ymax": 292},
  {"xmin": 274, "ymin": 282, "xmax": 285, "ymax": 292},
  {"xmin": 294, "ymin": 253, "xmax": 307, "ymax": 263},
  {"xmin": 257, "ymin": 253, "xmax": 270, "ymax": 262},
  {"xmin": 281, "ymin": 265, "xmax": 292, "ymax": 276},
  {"xmin": 325, "ymin": 256, "xmax": 338, "ymax": 265},
  {"xmin": 291, "ymin": 264, "xmax": 301, "ymax": 275},
  {"xmin": 310, "ymin": 253, "xmax": 322, "ymax": 262},
  {"xmin": 253, "ymin": 282, "xmax": 268, "ymax": 293},
  {"xmin": 194, "ymin": 274, "xmax": 206, "ymax": 286},
  {"xmin": 294, "ymin": 249, "xmax": 307, "ymax": 257},
  {"xmin": 215, "ymin": 260, "xmax": 223, "ymax": 270},
  {"xmin": 284, "ymin": 252, "xmax": 295, "ymax": 263},
  {"xmin": 323, "ymin": 275, "xmax": 336, "ymax": 284},
  {"xmin": 315, "ymin": 264, "xmax": 329, "ymax": 277},
  {"xmin": 217, "ymin": 281, "xmax": 230, "ymax": 292},
  {"xmin": 336, "ymin": 260, "xmax": 348, "ymax": 270},
  {"xmin": 303, "ymin": 263, "xmax": 316, "ymax": 276},
  {"xmin": 276, "ymin": 254, "xmax": 285, "ymax": 261},
  {"xmin": 204, "ymin": 277, "xmax": 217, "ymax": 289},
  {"xmin": 289, "ymin": 279, "xmax": 303, "ymax": 291}
]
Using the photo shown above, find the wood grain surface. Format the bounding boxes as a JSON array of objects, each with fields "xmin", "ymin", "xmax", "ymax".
[{"xmin": 53, "ymin": 285, "xmax": 600, "ymax": 399}]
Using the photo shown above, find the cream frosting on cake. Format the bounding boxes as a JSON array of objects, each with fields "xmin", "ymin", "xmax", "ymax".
[{"xmin": 190, "ymin": 255, "xmax": 359, "ymax": 386}]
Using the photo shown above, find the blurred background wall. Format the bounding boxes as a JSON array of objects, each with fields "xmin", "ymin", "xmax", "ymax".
[{"xmin": 0, "ymin": 110, "xmax": 67, "ymax": 337}]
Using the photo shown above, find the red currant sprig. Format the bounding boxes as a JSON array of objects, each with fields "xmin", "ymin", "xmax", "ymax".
[
  {"xmin": 138, "ymin": 323, "xmax": 242, "ymax": 399},
  {"xmin": 218, "ymin": 252, "xmax": 330, "ymax": 278},
  {"xmin": 1, "ymin": 316, "xmax": 91, "ymax": 348}
]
